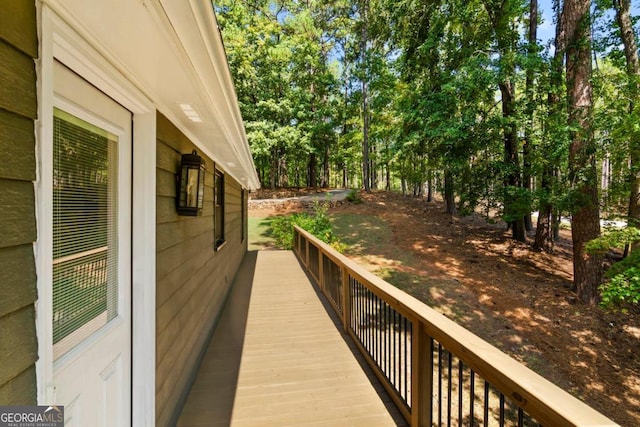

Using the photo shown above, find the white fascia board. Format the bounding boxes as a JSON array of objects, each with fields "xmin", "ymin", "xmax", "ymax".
[
  {"xmin": 158, "ymin": 0, "xmax": 261, "ymax": 190},
  {"xmin": 43, "ymin": 0, "xmax": 260, "ymax": 190}
]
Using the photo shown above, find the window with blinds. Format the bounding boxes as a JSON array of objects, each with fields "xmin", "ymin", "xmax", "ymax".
[{"xmin": 52, "ymin": 108, "xmax": 119, "ymax": 359}]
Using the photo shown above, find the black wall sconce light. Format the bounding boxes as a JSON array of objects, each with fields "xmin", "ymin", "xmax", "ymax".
[{"xmin": 176, "ymin": 150, "xmax": 206, "ymax": 216}]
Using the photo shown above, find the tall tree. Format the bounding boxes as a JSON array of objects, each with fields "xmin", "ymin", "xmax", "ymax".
[
  {"xmin": 534, "ymin": 0, "xmax": 566, "ymax": 252},
  {"xmin": 523, "ymin": 0, "xmax": 538, "ymax": 232},
  {"xmin": 612, "ymin": 0, "xmax": 640, "ymax": 232},
  {"xmin": 360, "ymin": 0, "xmax": 371, "ymax": 192},
  {"xmin": 564, "ymin": 0, "xmax": 603, "ymax": 303},
  {"xmin": 482, "ymin": 0, "xmax": 527, "ymax": 242}
]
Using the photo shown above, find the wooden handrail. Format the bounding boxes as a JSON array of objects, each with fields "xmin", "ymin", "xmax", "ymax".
[{"xmin": 293, "ymin": 225, "xmax": 619, "ymax": 427}]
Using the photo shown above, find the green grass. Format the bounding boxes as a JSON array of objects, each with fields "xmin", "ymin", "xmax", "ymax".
[
  {"xmin": 330, "ymin": 213, "xmax": 417, "ymax": 265},
  {"xmin": 330, "ymin": 214, "xmax": 390, "ymax": 254},
  {"xmin": 248, "ymin": 216, "xmax": 279, "ymax": 250}
]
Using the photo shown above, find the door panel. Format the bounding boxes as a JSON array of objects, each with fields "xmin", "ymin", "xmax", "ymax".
[{"xmin": 52, "ymin": 61, "xmax": 132, "ymax": 426}]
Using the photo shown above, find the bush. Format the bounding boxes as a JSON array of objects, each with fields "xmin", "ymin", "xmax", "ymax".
[
  {"xmin": 586, "ymin": 227, "xmax": 640, "ymax": 309},
  {"xmin": 599, "ymin": 250, "xmax": 640, "ymax": 309},
  {"xmin": 345, "ymin": 188, "xmax": 363, "ymax": 204},
  {"xmin": 270, "ymin": 200, "xmax": 343, "ymax": 250}
]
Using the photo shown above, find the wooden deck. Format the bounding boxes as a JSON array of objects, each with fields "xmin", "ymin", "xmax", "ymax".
[{"xmin": 177, "ymin": 250, "xmax": 407, "ymax": 427}]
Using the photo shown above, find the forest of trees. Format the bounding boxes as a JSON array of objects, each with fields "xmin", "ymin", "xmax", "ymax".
[{"xmin": 215, "ymin": 0, "xmax": 640, "ymax": 305}]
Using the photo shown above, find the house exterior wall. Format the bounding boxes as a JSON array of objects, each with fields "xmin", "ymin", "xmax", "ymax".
[
  {"xmin": 0, "ymin": 0, "xmax": 39, "ymax": 405},
  {"xmin": 155, "ymin": 112, "xmax": 247, "ymax": 426}
]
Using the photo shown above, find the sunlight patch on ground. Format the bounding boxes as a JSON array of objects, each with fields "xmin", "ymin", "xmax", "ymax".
[
  {"xmin": 505, "ymin": 334, "xmax": 523, "ymax": 344},
  {"xmin": 622, "ymin": 378, "xmax": 640, "ymax": 408},
  {"xmin": 478, "ymin": 294, "xmax": 492, "ymax": 304},
  {"xmin": 504, "ymin": 307, "xmax": 532, "ymax": 320},
  {"xmin": 533, "ymin": 313, "xmax": 552, "ymax": 323},
  {"xmin": 623, "ymin": 325, "xmax": 640, "ymax": 340},
  {"xmin": 587, "ymin": 382, "xmax": 605, "ymax": 393},
  {"xmin": 570, "ymin": 329, "xmax": 602, "ymax": 345}
]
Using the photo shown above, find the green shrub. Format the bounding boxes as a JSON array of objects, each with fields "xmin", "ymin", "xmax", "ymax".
[
  {"xmin": 345, "ymin": 188, "xmax": 363, "ymax": 204},
  {"xmin": 270, "ymin": 200, "xmax": 343, "ymax": 250},
  {"xmin": 599, "ymin": 250, "xmax": 640, "ymax": 309},
  {"xmin": 586, "ymin": 226, "xmax": 640, "ymax": 309}
]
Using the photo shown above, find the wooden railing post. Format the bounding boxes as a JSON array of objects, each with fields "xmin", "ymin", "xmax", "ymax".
[
  {"xmin": 341, "ymin": 268, "xmax": 350, "ymax": 332},
  {"xmin": 318, "ymin": 250, "xmax": 324, "ymax": 292},
  {"xmin": 305, "ymin": 237, "xmax": 309, "ymax": 267},
  {"xmin": 411, "ymin": 322, "xmax": 432, "ymax": 427}
]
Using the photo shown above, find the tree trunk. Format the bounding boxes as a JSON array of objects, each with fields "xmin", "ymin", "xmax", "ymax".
[
  {"xmin": 342, "ymin": 164, "xmax": 347, "ymax": 188},
  {"xmin": 278, "ymin": 146, "xmax": 288, "ymax": 187},
  {"xmin": 534, "ymin": 0, "xmax": 565, "ymax": 252},
  {"xmin": 270, "ymin": 146, "xmax": 277, "ymax": 189},
  {"xmin": 385, "ymin": 162, "xmax": 391, "ymax": 191},
  {"xmin": 534, "ymin": 190, "xmax": 554, "ymax": 251},
  {"xmin": 500, "ymin": 79, "xmax": 526, "ymax": 242},
  {"xmin": 613, "ymin": 0, "xmax": 640, "ymax": 232},
  {"xmin": 427, "ymin": 170, "xmax": 433, "ymax": 202},
  {"xmin": 322, "ymin": 140, "xmax": 330, "ymax": 188},
  {"xmin": 483, "ymin": 0, "xmax": 526, "ymax": 242},
  {"xmin": 523, "ymin": 0, "xmax": 538, "ymax": 233},
  {"xmin": 444, "ymin": 170, "xmax": 457, "ymax": 215},
  {"xmin": 564, "ymin": 0, "xmax": 603, "ymax": 304},
  {"xmin": 361, "ymin": 0, "xmax": 370, "ymax": 193},
  {"xmin": 309, "ymin": 152, "xmax": 317, "ymax": 188}
]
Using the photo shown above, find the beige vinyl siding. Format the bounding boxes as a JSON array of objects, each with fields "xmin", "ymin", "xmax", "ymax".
[
  {"xmin": 0, "ymin": 0, "xmax": 38, "ymax": 405},
  {"xmin": 155, "ymin": 112, "xmax": 247, "ymax": 427}
]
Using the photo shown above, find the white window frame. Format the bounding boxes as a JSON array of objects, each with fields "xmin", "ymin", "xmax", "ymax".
[{"xmin": 36, "ymin": 5, "xmax": 156, "ymax": 426}]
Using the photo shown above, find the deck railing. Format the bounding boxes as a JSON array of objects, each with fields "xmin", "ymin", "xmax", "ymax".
[{"xmin": 293, "ymin": 225, "xmax": 618, "ymax": 427}]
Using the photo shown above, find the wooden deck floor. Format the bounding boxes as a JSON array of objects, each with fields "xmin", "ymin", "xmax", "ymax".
[{"xmin": 177, "ymin": 250, "xmax": 407, "ymax": 427}]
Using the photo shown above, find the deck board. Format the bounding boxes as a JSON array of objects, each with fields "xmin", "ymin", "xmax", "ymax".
[{"xmin": 177, "ymin": 250, "xmax": 407, "ymax": 427}]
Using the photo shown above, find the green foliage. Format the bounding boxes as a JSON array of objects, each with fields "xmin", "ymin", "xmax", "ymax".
[
  {"xmin": 586, "ymin": 227, "xmax": 640, "ymax": 308},
  {"xmin": 219, "ymin": 0, "xmax": 640, "ymax": 305},
  {"xmin": 216, "ymin": 0, "xmax": 341, "ymax": 187},
  {"xmin": 270, "ymin": 200, "xmax": 344, "ymax": 251},
  {"xmin": 599, "ymin": 251, "xmax": 640, "ymax": 309},
  {"xmin": 345, "ymin": 188, "xmax": 363, "ymax": 204},
  {"xmin": 502, "ymin": 185, "xmax": 534, "ymax": 223},
  {"xmin": 585, "ymin": 227, "xmax": 640, "ymax": 254}
]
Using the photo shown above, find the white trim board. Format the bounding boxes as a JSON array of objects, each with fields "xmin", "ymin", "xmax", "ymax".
[
  {"xmin": 39, "ymin": 0, "xmax": 259, "ymax": 190},
  {"xmin": 35, "ymin": 5, "xmax": 156, "ymax": 426}
]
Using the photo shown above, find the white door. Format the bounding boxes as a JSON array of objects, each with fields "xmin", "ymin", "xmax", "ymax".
[{"xmin": 51, "ymin": 61, "xmax": 132, "ymax": 426}]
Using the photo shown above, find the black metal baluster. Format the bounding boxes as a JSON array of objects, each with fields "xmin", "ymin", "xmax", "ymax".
[
  {"xmin": 370, "ymin": 290, "xmax": 374, "ymax": 354},
  {"xmin": 447, "ymin": 350, "xmax": 452, "ymax": 427},
  {"xmin": 365, "ymin": 286, "xmax": 370, "ymax": 350},
  {"xmin": 384, "ymin": 304, "xmax": 391, "ymax": 381},
  {"xmin": 356, "ymin": 281, "xmax": 361, "ymax": 341},
  {"xmin": 484, "ymin": 380, "xmax": 489, "ymax": 427},
  {"xmin": 376, "ymin": 295, "xmax": 381, "ymax": 369},
  {"xmin": 458, "ymin": 361, "xmax": 463, "ymax": 427},
  {"xmin": 438, "ymin": 342, "xmax": 443, "ymax": 427},
  {"xmin": 384, "ymin": 303, "xmax": 388, "ymax": 377},
  {"xmin": 469, "ymin": 370, "xmax": 475, "ymax": 426},
  {"xmin": 393, "ymin": 309, "xmax": 397, "ymax": 390},
  {"xmin": 430, "ymin": 338, "xmax": 435, "ymax": 425},
  {"xmin": 499, "ymin": 392, "xmax": 505, "ymax": 427},
  {"xmin": 353, "ymin": 280, "xmax": 357, "ymax": 338},
  {"xmin": 518, "ymin": 407, "xmax": 524, "ymax": 427},
  {"xmin": 404, "ymin": 317, "xmax": 408, "ymax": 404}
]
